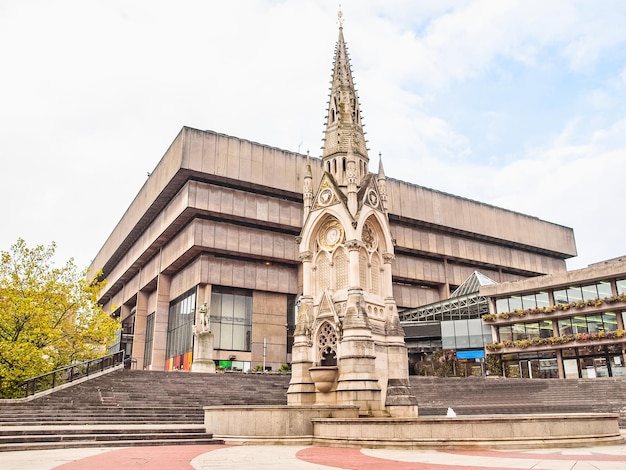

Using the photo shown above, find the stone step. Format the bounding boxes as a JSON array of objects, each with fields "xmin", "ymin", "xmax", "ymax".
[
  {"xmin": 0, "ymin": 437, "xmax": 224, "ymax": 452},
  {"xmin": 0, "ymin": 424, "xmax": 224, "ymax": 452}
]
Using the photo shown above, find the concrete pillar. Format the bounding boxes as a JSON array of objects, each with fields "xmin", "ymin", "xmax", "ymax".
[
  {"xmin": 300, "ymin": 251, "xmax": 313, "ymax": 296},
  {"xmin": 382, "ymin": 253, "xmax": 394, "ymax": 298},
  {"xmin": 133, "ymin": 290, "xmax": 149, "ymax": 369},
  {"xmin": 555, "ymin": 349, "xmax": 565, "ymax": 378},
  {"xmin": 287, "ymin": 297, "xmax": 316, "ymax": 405},
  {"xmin": 346, "ymin": 240, "xmax": 360, "ymax": 288},
  {"xmin": 151, "ymin": 273, "xmax": 171, "ymax": 371}
]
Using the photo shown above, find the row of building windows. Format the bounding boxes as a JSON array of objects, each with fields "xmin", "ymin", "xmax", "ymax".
[
  {"xmin": 554, "ymin": 282, "xmax": 612, "ymax": 305},
  {"xmin": 441, "ymin": 319, "xmax": 492, "ymax": 350},
  {"xmin": 161, "ymin": 286, "xmax": 257, "ymax": 370},
  {"xmin": 497, "ymin": 312, "xmax": 620, "ymax": 342},
  {"xmin": 499, "ymin": 345, "xmax": 626, "ymax": 379},
  {"xmin": 495, "ymin": 279, "xmax": 626, "ymax": 314}
]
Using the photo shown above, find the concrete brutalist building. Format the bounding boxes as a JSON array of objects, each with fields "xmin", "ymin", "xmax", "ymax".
[{"xmin": 89, "ymin": 29, "xmax": 577, "ymax": 374}]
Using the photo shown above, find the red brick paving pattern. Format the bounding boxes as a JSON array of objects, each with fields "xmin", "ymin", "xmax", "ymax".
[
  {"xmin": 297, "ymin": 446, "xmax": 626, "ymax": 469},
  {"xmin": 296, "ymin": 447, "xmax": 498, "ymax": 470},
  {"xmin": 49, "ymin": 444, "xmax": 626, "ymax": 469},
  {"xmin": 444, "ymin": 449, "xmax": 626, "ymax": 462},
  {"xmin": 53, "ymin": 445, "xmax": 230, "ymax": 470}
]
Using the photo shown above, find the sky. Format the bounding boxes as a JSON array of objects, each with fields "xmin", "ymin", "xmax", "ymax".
[{"xmin": 1, "ymin": 0, "xmax": 626, "ymax": 273}]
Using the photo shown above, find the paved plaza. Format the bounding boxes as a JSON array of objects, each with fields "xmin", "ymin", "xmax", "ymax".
[{"xmin": 2, "ymin": 433, "xmax": 626, "ymax": 470}]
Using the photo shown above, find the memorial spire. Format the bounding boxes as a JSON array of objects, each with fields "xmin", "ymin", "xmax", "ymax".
[{"xmin": 322, "ymin": 9, "xmax": 368, "ymax": 189}]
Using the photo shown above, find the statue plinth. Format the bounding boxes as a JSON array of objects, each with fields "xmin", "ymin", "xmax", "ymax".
[{"xmin": 191, "ymin": 330, "xmax": 216, "ymax": 373}]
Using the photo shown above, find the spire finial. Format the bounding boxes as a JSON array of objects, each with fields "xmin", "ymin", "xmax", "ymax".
[{"xmin": 338, "ymin": 4, "xmax": 343, "ymax": 28}]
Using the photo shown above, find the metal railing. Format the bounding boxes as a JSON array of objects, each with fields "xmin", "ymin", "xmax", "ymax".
[{"xmin": 21, "ymin": 351, "xmax": 125, "ymax": 397}]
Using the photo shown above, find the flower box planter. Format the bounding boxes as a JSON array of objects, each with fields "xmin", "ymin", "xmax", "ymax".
[{"xmin": 486, "ymin": 331, "xmax": 626, "ymax": 354}]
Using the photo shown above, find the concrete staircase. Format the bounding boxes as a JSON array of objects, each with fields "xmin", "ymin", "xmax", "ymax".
[
  {"xmin": 2, "ymin": 370, "xmax": 625, "ymax": 450},
  {"xmin": 0, "ymin": 369, "xmax": 290, "ymax": 451},
  {"xmin": 410, "ymin": 376, "xmax": 626, "ymax": 426}
]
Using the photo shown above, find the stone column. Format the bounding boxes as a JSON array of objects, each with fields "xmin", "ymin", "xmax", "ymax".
[
  {"xmin": 347, "ymin": 240, "xmax": 361, "ymax": 288},
  {"xmin": 301, "ymin": 250, "xmax": 313, "ymax": 297},
  {"xmin": 287, "ymin": 297, "xmax": 316, "ymax": 405},
  {"xmin": 288, "ymin": 250, "xmax": 316, "ymax": 405},
  {"xmin": 380, "ymin": 255, "xmax": 418, "ymax": 417},
  {"xmin": 133, "ymin": 290, "xmax": 149, "ymax": 369},
  {"xmin": 337, "ymin": 239, "xmax": 382, "ymax": 415},
  {"xmin": 151, "ymin": 273, "xmax": 171, "ymax": 371}
]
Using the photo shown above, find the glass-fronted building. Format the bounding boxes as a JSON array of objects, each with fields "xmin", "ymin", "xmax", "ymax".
[
  {"xmin": 480, "ymin": 257, "xmax": 626, "ymax": 379},
  {"xmin": 401, "ymin": 272, "xmax": 495, "ymax": 376}
]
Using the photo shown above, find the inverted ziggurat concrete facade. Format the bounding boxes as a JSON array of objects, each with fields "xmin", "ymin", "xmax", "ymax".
[{"xmin": 90, "ymin": 22, "xmax": 578, "ymax": 383}]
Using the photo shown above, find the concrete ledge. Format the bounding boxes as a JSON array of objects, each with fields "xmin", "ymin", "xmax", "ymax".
[
  {"xmin": 204, "ymin": 405, "xmax": 359, "ymax": 441},
  {"xmin": 312, "ymin": 413, "xmax": 624, "ymax": 449},
  {"xmin": 205, "ymin": 407, "xmax": 623, "ymax": 449}
]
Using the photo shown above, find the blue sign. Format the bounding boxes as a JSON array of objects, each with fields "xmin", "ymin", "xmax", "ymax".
[{"xmin": 456, "ymin": 350, "xmax": 485, "ymax": 359}]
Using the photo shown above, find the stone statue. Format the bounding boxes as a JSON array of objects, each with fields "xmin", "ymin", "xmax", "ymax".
[{"xmin": 199, "ymin": 302, "xmax": 209, "ymax": 332}]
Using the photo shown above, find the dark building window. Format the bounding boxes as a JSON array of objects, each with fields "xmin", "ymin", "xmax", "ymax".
[
  {"xmin": 287, "ymin": 294, "xmax": 296, "ymax": 355},
  {"xmin": 143, "ymin": 312, "xmax": 155, "ymax": 369}
]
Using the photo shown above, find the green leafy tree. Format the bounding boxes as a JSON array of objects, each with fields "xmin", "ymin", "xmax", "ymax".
[{"xmin": 0, "ymin": 239, "xmax": 119, "ymax": 397}]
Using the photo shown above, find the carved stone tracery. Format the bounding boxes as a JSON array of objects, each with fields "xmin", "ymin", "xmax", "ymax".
[{"xmin": 318, "ymin": 322, "xmax": 338, "ymax": 366}]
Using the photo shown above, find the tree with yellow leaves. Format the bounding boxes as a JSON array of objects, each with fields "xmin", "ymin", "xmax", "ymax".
[{"xmin": 0, "ymin": 239, "xmax": 119, "ymax": 397}]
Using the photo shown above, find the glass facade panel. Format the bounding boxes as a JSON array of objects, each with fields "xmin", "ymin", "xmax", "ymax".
[
  {"xmin": 521, "ymin": 294, "xmax": 537, "ymax": 310},
  {"xmin": 612, "ymin": 355, "xmax": 626, "ymax": 377},
  {"xmin": 539, "ymin": 358, "xmax": 559, "ymax": 378},
  {"xmin": 482, "ymin": 323, "xmax": 492, "ymax": 345},
  {"xmin": 536, "ymin": 292, "xmax": 550, "ymax": 308},
  {"xmin": 508, "ymin": 296, "xmax": 523, "ymax": 311},
  {"xmin": 563, "ymin": 359, "xmax": 579, "ymax": 378},
  {"xmin": 617, "ymin": 279, "xmax": 626, "ymax": 295},
  {"xmin": 166, "ymin": 288, "xmax": 196, "ymax": 370},
  {"xmin": 554, "ymin": 289, "xmax": 568, "ymax": 305},
  {"xmin": 526, "ymin": 322, "xmax": 540, "ymax": 340},
  {"xmin": 602, "ymin": 312, "xmax": 618, "ymax": 331},
  {"xmin": 455, "ymin": 321, "xmax": 470, "ymax": 349},
  {"xmin": 539, "ymin": 320, "xmax": 553, "ymax": 338},
  {"xmin": 571, "ymin": 316, "xmax": 588, "ymax": 334},
  {"xmin": 496, "ymin": 298, "xmax": 509, "ymax": 314},
  {"xmin": 558, "ymin": 318, "xmax": 573, "ymax": 336},
  {"xmin": 581, "ymin": 284, "xmax": 599, "ymax": 301},
  {"xmin": 566, "ymin": 286, "xmax": 583, "ymax": 302},
  {"xmin": 597, "ymin": 281, "xmax": 612, "ymax": 298},
  {"xmin": 512, "ymin": 323, "xmax": 526, "ymax": 341},
  {"xmin": 499, "ymin": 325, "xmax": 513, "ymax": 342},
  {"xmin": 586, "ymin": 315, "xmax": 603, "ymax": 333},
  {"xmin": 468, "ymin": 319, "xmax": 484, "ymax": 348},
  {"xmin": 441, "ymin": 321, "xmax": 456, "ymax": 350},
  {"xmin": 143, "ymin": 312, "xmax": 155, "ymax": 369},
  {"xmin": 211, "ymin": 288, "xmax": 252, "ymax": 352}
]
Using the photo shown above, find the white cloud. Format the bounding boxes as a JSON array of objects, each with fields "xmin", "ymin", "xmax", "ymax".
[{"xmin": 1, "ymin": 0, "xmax": 626, "ymax": 273}]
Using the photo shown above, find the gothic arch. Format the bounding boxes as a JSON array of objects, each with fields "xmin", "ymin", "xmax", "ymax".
[
  {"xmin": 317, "ymin": 321, "xmax": 338, "ymax": 366},
  {"xmin": 355, "ymin": 212, "xmax": 395, "ymax": 255}
]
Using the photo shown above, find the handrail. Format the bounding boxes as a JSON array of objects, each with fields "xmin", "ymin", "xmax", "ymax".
[{"xmin": 20, "ymin": 351, "xmax": 125, "ymax": 397}]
